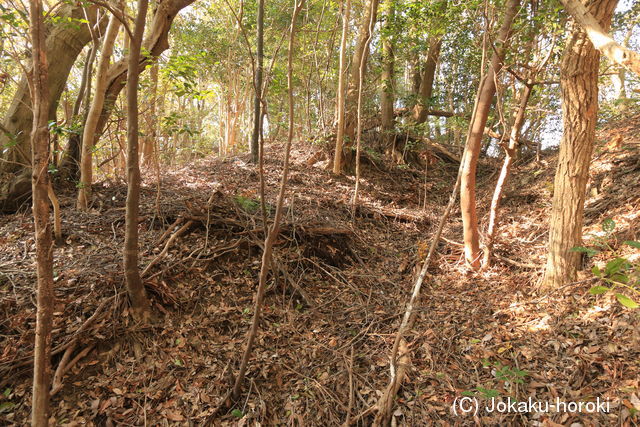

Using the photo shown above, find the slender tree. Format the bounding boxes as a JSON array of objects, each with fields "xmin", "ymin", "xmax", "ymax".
[
  {"xmin": 332, "ymin": 0, "xmax": 351, "ymax": 174},
  {"xmin": 232, "ymin": 0, "xmax": 305, "ymax": 399},
  {"xmin": 483, "ymin": 25, "xmax": 556, "ymax": 267},
  {"xmin": 334, "ymin": 0, "xmax": 379, "ymax": 173},
  {"xmin": 250, "ymin": 0, "xmax": 265, "ymax": 163},
  {"xmin": 459, "ymin": 0, "xmax": 520, "ymax": 269},
  {"xmin": 380, "ymin": 0, "xmax": 395, "ymax": 153},
  {"xmin": 353, "ymin": 0, "xmax": 377, "ymax": 208},
  {"xmin": 412, "ymin": 37, "xmax": 442, "ymax": 124},
  {"xmin": 78, "ymin": 10, "xmax": 122, "ymax": 210},
  {"xmin": 123, "ymin": 0, "xmax": 152, "ymax": 319},
  {"xmin": 28, "ymin": 0, "xmax": 55, "ymax": 423}
]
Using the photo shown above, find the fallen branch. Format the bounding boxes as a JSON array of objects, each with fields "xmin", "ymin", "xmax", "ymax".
[
  {"xmin": 50, "ymin": 343, "xmax": 95, "ymax": 396},
  {"xmin": 141, "ymin": 220, "xmax": 194, "ymax": 277},
  {"xmin": 50, "ymin": 339, "xmax": 77, "ymax": 396},
  {"xmin": 272, "ymin": 252, "xmax": 315, "ymax": 307},
  {"xmin": 0, "ymin": 294, "xmax": 118, "ymax": 381},
  {"xmin": 153, "ymin": 216, "xmax": 184, "ymax": 247}
]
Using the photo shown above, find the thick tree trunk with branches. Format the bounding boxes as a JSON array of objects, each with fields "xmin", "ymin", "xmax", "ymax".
[
  {"xmin": 0, "ymin": 4, "xmax": 101, "ymax": 175},
  {"xmin": 0, "ymin": 0, "xmax": 194, "ymax": 213}
]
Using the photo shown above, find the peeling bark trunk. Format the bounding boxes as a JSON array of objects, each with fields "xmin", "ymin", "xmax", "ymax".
[
  {"xmin": 460, "ymin": 0, "xmax": 519, "ymax": 269},
  {"xmin": 543, "ymin": 0, "xmax": 618, "ymax": 289}
]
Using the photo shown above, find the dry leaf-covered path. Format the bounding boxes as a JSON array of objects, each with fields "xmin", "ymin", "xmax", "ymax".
[{"xmin": 1, "ymin": 132, "xmax": 639, "ymax": 425}]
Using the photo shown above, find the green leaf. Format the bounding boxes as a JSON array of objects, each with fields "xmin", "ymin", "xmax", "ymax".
[
  {"xmin": 0, "ymin": 402, "xmax": 14, "ymax": 413},
  {"xmin": 623, "ymin": 241, "xmax": 640, "ymax": 249},
  {"xmin": 477, "ymin": 387, "xmax": 500, "ymax": 398},
  {"xmin": 591, "ymin": 265, "xmax": 602, "ymax": 277},
  {"xmin": 615, "ymin": 293, "xmax": 639, "ymax": 309},
  {"xmin": 461, "ymin": 390, "xmax": 475, "ymax": 397},
  {"xmin": 231, "ymin": 409, "xmax": 244, "ymax": 418},
  {"xmin": 589, "ymin": 285, "xmax": 610, "ymax": 295},
  {"xmin": 605, "ymin": 257, "xmax": 628, "ymax": 276},
  {"xmin": 602, "ymin": 218, "xmax": 616, "ymax": 233},
  {"xmin": 609, "ymin": 273, "xmax": 629, "ymax": 284}
]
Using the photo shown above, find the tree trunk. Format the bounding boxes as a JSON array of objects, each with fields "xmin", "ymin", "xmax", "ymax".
[
  {"xmin": 0, "ymin": 4, "xmax": 101, "ymax": 175},
  {"xmin": 141, "ymin": 62, "xmax": 160, "ymax": 166},
  {"xmin": 28, "ymin": 0, "xmax": 54, "ymax": 424},
  {"xmin": 335, "ymin": 0, "xmax": 379, "ymax": 173},
  {"xmin": 123, "ymin": 0, "xmax": 151, "ymax": 320},
  {"xmin": 57, "ymin": 48, "xmax": 94, "ymax": 183},
  {"xmin": 413, "ymin": 37, "xmax": 442, "ymax": 124},
  {"xmin": 1, "ymin": 0, "xmax": 193, "ymax": 213},
  {"xmin": 380, "ymin": 0, "xmax": 395, "ymax": 157},
  {"xmin": 543, "ymin": 0, "xmax": 618, "ymax": 289},
  {"xmin": 559, "ymin": 0, "xmax": 640, "ymax": 77},
  {"xmin": 332, "ymin": 0, "xmax": 351, "ymax": 174},
  {"xmin": 250, "ymin": 0, "xmax": 265, "ymax": 163},
  {"xmin": 459, "ymin": 0, "xmax": 520, "ymax": 269},
  {"xmin": 353, "ymin": 0, "xmax": 377, "ymax": 208},
  {"xmin": 482, "ymin": 21, "xmax": 556, "ymax": 268},
  {"xmin": 91, "ymin": 0, "xmax": 196, "ymax": 163},
  {"xmin": 232, "ymin": 0, "xmax": 305, "ymax": 399},
  {"xmin": 483, "ymin": 83, "xmax": 533, "ymax": 267},
  {"xmin": 78, "ymin": 11, "xmax": 121, "ymax": 210}
]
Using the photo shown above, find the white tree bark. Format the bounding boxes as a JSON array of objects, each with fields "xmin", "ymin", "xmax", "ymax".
[{"xmin": 560, "ymin": 0, "xmax": 640, "ymax": 76}]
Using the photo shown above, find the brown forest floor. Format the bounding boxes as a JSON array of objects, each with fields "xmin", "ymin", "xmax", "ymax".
[{"xmin": 1, "ymin": 118, "xmax": 639, "ymax": 426}]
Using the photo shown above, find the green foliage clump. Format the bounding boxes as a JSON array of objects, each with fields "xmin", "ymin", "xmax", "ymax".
[{"xmin": 572, "ymin": 219, "xmax": 640, "ymax": 309}]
